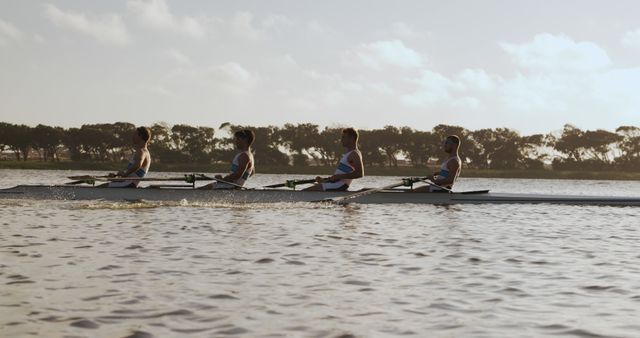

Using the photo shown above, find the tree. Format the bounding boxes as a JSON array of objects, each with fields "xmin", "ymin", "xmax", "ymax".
[
  {"xmin": 32, "ymin": 124, "xmax": 64, "ymax": 161},
  {"xmin": 315, "ymin": 127, "xmax": 343, "ymax": 166},
  {"xmin": 221, "ymin": 124, "xmax": 289, "ymax": 166},
  {"xmin": 432, "ymin": 124, "xmax": 469, "ymax": 163},
  {"xmin": 148, "ymin": 122, "xmax": 180, "ymax": 163},
  {"xmin": 171, "ymin": 124, "xmax": 216, "ymax": 163},
  {"xmin": 3, "ymin": 124, "xmax": 33, "ymax": 161},
  {"xmin": 358, "ymin": 129, "xmax": 386, "ymax": 167},
  {"xmin": 279, "ymin": 123, "xmax": 320, "ymax": 166},
  {"xmin": 0, "ymin": 122, "xmax": 10, "ymax": 154},
  {"xmin": 377, "ymin": 126, "xmax": 402, "ymax": 167},
  {"xmin": 399, "ymin": 127, "xmax": 438, "ymax": 167},
  {"xmin": 615, "ymin": 126, "xmax": 640, "ymax": 169}
]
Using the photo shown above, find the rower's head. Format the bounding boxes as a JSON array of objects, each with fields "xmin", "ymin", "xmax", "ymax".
[
  {"xmin": 341, "ymin": 128, "xmax": 359, "ymax": 148},
  {"xmin": 133, "ymin": 126, "xmax": 152, "ymax": 146},
  {"xmin": 234, "ymin": 129, "xmax": 255, "ymax": 149},
  {"xmin": 443, "ymin": 135, "xmax": 460, "ymax": 153}
]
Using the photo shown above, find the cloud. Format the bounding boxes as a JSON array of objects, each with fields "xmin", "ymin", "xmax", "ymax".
[
  {"xmin": 498, "ymin": 34, "xmax": 619, "ymax": 116},
  {"xmin": 355, "ymin": 40, "xmax": 424, "ymax": 70},
  {"xmin": 500, "ymin": 33, "xmax": 611, "ymax": 72},
  {"xmin": 262, "ymin": 14, "xmax": 293, "ymax": 31},
  {"xmin": 207, "ymin": 62, "xmax": 257, "ymax": 96},
  {"xmin": 401, "ymin": 70, "xmax": 455, "ymax": 107},
  {"xmin": 457, "ymin": 68, "xmax": 497, "ymax": 91},
  {"xmin": 307, "ymin": 20, "xmax": 335, "ymax": 36},
  {"xmin": 401, "ymin": 68, "xmax": 498, "ymax": 108},
  {"xmin": 44, "ymin": 4, "xmax": 130, "ymax": 46},
  {"xmin": 621, "ymin": 28, "xmax": 640, "ymax": 48},
  {"xmin": 33, "ymin": 34, "xmax": 46, "ymax": 44},
  {"xmin": 165, "ymin": 48, "xmax": 191, "ymax": 64},
  {"xmin": 0, "ymin": 19, "xmax": 23, "ymax": 46},
  {"xmin": 127, "ymin": 0, "xmax": 205, "ymax": 38},
  {"xmin": 594, "ymin": 67, "xmax": 640, "ymax": 116},
  {"xmin": 388, "ymin": 22, "xmax": 428, "ymax": 40}
]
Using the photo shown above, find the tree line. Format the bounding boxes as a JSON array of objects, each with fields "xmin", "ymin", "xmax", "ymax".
[{"xmin": 0, "ymin": 121, "xmax": 638, "ymax": 171}]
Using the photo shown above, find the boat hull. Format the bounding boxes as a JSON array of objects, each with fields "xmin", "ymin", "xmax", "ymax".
[{"xmin": 1, "ymin": 185, "xmax": 640, "ymax": 206}]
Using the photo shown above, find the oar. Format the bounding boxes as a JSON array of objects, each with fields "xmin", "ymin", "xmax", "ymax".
[
  {"xmin": 68, "ymin": 175, "xmax": 197, "ymax": 182},
  {"xmin": 196, "ymin": 174, "xmax": 248, "ymax": 190},
  {"xmin": 67, "ymin": 174, "xmax": 247, "ymax": 189},
  {"xmin": 264, "ymin": 178, "xmax": 317, "ymax": 189},
  {"xmin": 67, "ymin": 175, "xmax": 110, "ymax": 181},
  {"xmin": 414, "ymin": 177, "xmax": 490, "ymax": 194},
  {"xmin": 66, "ymin": 180, "xmax": 94, "ymax": 185},
  {"xmin": 318, "ymin": 177, "xmax": 426, "ymax": 204}
]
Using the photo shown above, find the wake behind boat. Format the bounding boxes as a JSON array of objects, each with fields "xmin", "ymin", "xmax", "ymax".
[{"xmin": 1, "ymin": 184, "xmax": 640, "ymax": 206}]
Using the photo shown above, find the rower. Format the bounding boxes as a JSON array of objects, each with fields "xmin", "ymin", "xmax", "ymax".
[
  {"xmin": 200, "ymin": 129, "xmax": 255, "ymax": 189},
  {"xmin": 104, "ymin": 126, "xmax": 152, "ymax": 188},
  {"xmin": 303, "ymin": 128, "xmax": 364, "ymax": 191},
  {"xmin": 414, "ymin": 135, "xmax": 461, "ymax": 192}
]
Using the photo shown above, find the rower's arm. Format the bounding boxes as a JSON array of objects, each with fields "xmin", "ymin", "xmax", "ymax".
[
  {"xmin": 434, "ymin": 159, "xmax": 459, "ymax": 186},
  {"xmin": 223, "ymin": 153, "xmax": 250, "ymax": 181},
  {"xmin": 119, "ymin": 149, "xmax": 144, "ymax": 177},
  {"xmin": 331, "ymin": 151, "xmax": 364, "ymax": 180}
]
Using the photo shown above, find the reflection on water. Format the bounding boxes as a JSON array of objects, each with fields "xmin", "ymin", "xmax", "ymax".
[{"xmin": 1, "ymin": 170, "xmax": 640, "ymax": 337}]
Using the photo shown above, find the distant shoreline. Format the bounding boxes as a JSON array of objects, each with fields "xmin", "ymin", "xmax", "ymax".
[{"xmin": 1, "ymin": 160, "xmax": 639, "ymax": 181}]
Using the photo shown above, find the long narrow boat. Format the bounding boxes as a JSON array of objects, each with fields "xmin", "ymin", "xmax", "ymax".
[{"xmin": 1, "ymin": 185, "xmax": 639, "ymax": 206}]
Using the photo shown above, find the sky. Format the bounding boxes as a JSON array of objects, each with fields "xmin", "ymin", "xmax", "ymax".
[{"xmin": 1, "ymin": 0, "xmax": 639, "ymax": 135}]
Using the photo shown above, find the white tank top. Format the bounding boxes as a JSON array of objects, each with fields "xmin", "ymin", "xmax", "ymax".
[
  {"xmin": 229, "ymin": 150, "xmax": 254, "ymax": 186},
  {"xmin": 126, "ymin": 151, "xmax": 151, "ymax": 178},
  {"xmin": 333, "ymin": 150, "xmax": 357, "ymax": 186},
  {"xmin": 433, "ymin": 155, "xmax": 460, "ymax": 189}
]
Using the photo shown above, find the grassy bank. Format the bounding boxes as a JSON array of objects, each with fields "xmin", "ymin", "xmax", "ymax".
[{"xmin": 1, "ymin": 160, "xmax": 639, "ymax": 181}]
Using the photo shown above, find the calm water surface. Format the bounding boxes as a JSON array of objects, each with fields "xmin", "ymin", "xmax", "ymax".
[{"xmin": 1, "ymin": 169, "xmax": 640, "ymax": 338}]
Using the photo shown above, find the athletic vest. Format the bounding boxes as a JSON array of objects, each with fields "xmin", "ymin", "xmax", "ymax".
[
  {"xmin": 333, "ymin": 150, "xmax": 358, "ymax": 186},
  {"xmin": 433, "ymin": 155, "xmax": 460, "ymax": 189},
  {"xmin": 126, "ymin": 151, "xmax": 150, "ymax": 178},
  {"xmin": 229, "ymin": 150, "xmax": 254, "ymax": 186}
]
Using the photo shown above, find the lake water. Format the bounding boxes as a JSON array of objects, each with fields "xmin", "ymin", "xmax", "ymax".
[{"xmin": 1, "ymin": 169, "xmax": 639, "ymax": 338}]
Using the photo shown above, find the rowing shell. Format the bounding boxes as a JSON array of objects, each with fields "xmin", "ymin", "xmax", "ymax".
[{"xmin": 1, "ymin": 185, "xmax": 639, "ymax": 206}]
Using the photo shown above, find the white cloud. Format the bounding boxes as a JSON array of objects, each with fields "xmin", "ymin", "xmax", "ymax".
[
  {"xmin": 207, "ymin": 62, "xmax": 257, "ymax": 96},
  {"xmin": 593, "ymin": 68, "xmax": 640, "ymax": 115},
  {"xmin": 44, "ymin": 4, "xmax": 130, "ymax": 46},
  {"xmin": 33, "ymin": 34, "xmax": 46, "ymax": 44},
  {"xmin": 400, "ymin": 69, "xmax": 497, "ymax": 108},
  {"xmin": 500, "ymin": 73, "xmax": 580, "ymax": 112},
  {"xmin": 165, "ymin": 48, "xmax": 191, "ymax": 65},
  {"xmin": 127, "ymin": 0, "xmax": 205, "ymax": 38},
  {"xmin": 452, "ymin": 96, "xmax": 481, "ymax": 109},
  {"xmin": 500, "ymin": 33, "xmax": 611, "ymax": 72},
  {"xmin": 401, "ymin": 70, "xmax": 454, "ymax": 106},
  {"xmin": 457, "ymin": 68, "xmax": 497, "ymax": 91},
  {"xmin": 388, "ymin": 22, "xmax": 429, "ymax": 40},
  {"xmin": 228, "ymin": 12, "xmax": 266, "ymax": 40},
  {"xmin": 356, "ymin": 40, "xmax": 424, "ymax": 70},
  {"xmin": 262, "ymin": 14, "xmax": 293, "ymax": 31},
  {"xmin": 0, "ymin": 19, "xmax": 23, "ymax": 46},
  {"xmin": 307, "ymin": 20, "xmax": 335, "ymax": 36},
  {"xmin": 621, "ymin": 28, "xmax": 640, "ymax": 48}
]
